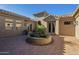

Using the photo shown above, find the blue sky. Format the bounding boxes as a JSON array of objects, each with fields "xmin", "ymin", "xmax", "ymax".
[{"xmin": 0, "ymin": 4, "xmax": 78, "ymax": 18}]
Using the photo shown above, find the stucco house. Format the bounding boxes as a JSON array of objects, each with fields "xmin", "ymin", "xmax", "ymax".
[
  {"xmin": 0, "ymin": 9, "xmax": 35, "ymax": 37},
  {"xmin": 33, "ymin": 6, "xmax": 79, "ymax": 39},
  {"xmin": 0, "ymin": 6, "xmax": 79, "ymax": 39}
]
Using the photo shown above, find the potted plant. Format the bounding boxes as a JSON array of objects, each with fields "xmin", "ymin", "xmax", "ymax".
[{"xmin": 26, "ymin": 21, "xmax": 53, "ymax": 45}]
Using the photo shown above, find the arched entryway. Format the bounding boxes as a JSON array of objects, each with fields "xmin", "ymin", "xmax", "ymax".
[{"xmin": 48, "ymin": 21, "xmax": 55, "ymax": 34}]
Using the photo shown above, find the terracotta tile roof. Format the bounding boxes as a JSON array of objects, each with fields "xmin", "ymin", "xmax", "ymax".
[
  {"xmin": 0, "ymin": 9, "xmax": 33, "ymax": 21},
  {"xmin": 33, "ymin": 11, "xmax": 49, "ymax": 17}
]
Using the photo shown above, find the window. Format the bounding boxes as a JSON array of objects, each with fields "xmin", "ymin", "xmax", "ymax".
[
  {"xmin": 27, "ymin": 24, "xmax": 32, "ymax": 31},
  {"xmin": 5, "ymin": 22, "xmax": 13, "ymax": 30},
  {"xmin": 16, "ymin": 23, "xmax": 22, "ymax": 29},
  {"xmin": 16, "ymin": 20, "xmax": 22, "ymax": 30},
  {"xmin": 64, "ymin": 21, "xmax": 72, "ymax": 25},
  {"xmin": 5, "ymin": 19, "xmax": 13, "ymax": 30},
  {"xmin": 29, "ymin": 24, "xmax": 32, "ymax": 31}
]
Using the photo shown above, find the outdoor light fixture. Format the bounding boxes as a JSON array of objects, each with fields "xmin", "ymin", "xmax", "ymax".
[{"xmin": 73, "ymin": 21, "xmax": 78, "ymax": 25}]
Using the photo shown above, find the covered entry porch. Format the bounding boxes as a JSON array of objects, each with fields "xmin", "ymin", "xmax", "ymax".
[{"xmin": 43, "ymin": 15, "xmax": 59, "ymax": 35}]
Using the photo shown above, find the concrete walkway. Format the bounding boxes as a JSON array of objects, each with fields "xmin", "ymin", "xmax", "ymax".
[
  {"xmin": 0, "ymin": 35, "xmax": 64, "ymax": 55},
  {"xmin": 60, "ymin": 35, "xmax": 79, "ymax": 55}
]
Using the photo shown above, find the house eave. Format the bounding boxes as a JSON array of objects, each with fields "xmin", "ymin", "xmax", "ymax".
[{"xmin": 0, "ymin": 9, "xmax": 32, "ymax": 21}]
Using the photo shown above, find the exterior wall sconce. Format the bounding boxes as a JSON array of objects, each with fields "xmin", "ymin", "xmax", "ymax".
[{"xmin": 73, "ymin": 21, "xmax": 78, "ymax": 26}]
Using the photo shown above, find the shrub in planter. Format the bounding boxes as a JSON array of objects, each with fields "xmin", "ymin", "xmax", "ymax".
[
  {"xmin": 30, "ymin": 21, "xmax": 48, "ymax": 38},
  {"xmin": 26, "ymin": 21, "xmax": 52, "ymax": 45}
]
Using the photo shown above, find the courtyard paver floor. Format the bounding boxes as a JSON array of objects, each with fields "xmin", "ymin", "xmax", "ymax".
[
  {"xmin": 0, "ymin": 35, "xmax": 64, "ymax": 55},
  {"xmin": 1, "ymin": 35, "xmax": 79, "ymax": 55}
]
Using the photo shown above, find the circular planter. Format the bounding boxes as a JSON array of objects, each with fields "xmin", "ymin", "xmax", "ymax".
[{"xmin": 26, "ymin": 35, "xmax": 53, "ymax": 45}]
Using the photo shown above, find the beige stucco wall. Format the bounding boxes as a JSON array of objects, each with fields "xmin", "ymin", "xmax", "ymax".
[
  {"xmin": 0, "ymin": 16, "xmax": 5, "ymax": 32},
  {"xmin": 34, "ymin": 15, "xmax": 76, "ymax": 36},
  {"xmin": 0, "ymin": 15, "xmax": 34, "ymax": 37},
  {"xmin": 55, "ymin": 20, "xmax": 59, "ymax": 35},
  {"xmin": 74, "ymin": 11, "xmax": 79, "ymax": 39},
  {"xmin": 75, "ymin": 16, "xmax": 79, "ymax": 39},
  {"xmin": 0, "ymin": 17, "xmax": 23, "ymax": 37},
  {"xmin": 59, "ymin": 17, "xmax": 75, "ymax": 36}
]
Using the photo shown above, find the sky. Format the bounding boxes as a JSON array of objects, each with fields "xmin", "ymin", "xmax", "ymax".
[{"xmin": 0, "ymin": 4, "xmax": 78, "ymax": 19}]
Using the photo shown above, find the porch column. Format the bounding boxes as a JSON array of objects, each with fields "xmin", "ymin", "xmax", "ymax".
[
  {"xmin": 55, "ymin": 20, "xmax": 59, "ymax": 35},
  {"xmin": 47, "ymin": 22, "xmax": 49, "ymax": 33}
]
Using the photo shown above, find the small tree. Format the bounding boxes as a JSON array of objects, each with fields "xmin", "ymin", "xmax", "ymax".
[{"xmin": 30, "ymin": 21, "xmax": 47, "ymax": 37}]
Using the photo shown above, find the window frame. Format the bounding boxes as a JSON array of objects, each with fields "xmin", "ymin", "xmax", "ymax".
[
  {"xmin": 15, "ymin": 20, "xmax": 22, "ymax": 30},
  {"xmin": 5, "ymin": 19, "xmax": 13, "ymax": 30},
  {"xmin": 64, "ymin": 21, "xmax": 73, "ymax": 25}
]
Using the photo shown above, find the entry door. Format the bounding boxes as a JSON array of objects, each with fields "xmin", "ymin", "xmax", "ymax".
[
  {"xmin": 48, "ymin": 22, "xmax": 55, "ymax": 33},
  {"xmin": 52, "ymin": 22, "xmax": 55, "ymax": 33}
]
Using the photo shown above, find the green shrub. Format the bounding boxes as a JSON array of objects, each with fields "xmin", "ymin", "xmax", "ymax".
[{"xmin": 30, "ymin": 21, "xmax": 48, "ymax": 38}]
